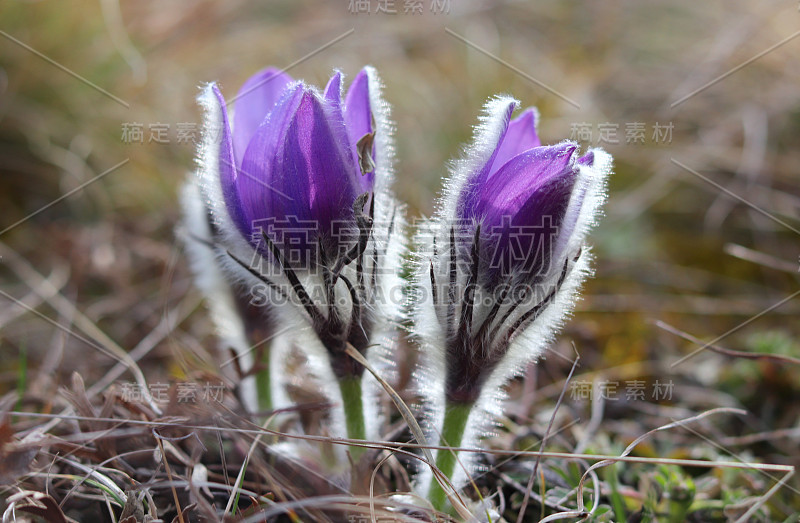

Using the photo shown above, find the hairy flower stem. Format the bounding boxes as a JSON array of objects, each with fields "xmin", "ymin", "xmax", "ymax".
[
  {"xmin": 428, "ymin": 401, "xmax": 473, "ymax": 512},
  {"xmin": 338, "ymin": 376, "xmax": 367, "ymax": 461}
]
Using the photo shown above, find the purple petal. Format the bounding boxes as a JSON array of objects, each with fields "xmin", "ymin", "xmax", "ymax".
[
  {"xmin": 344, "ymin": 69, "xmax": 372, "ymax": 148},
  {"xmin": 325, "ymin": 71, "xmax": 363, "ymax": 186},
  {"xmin": 235, "ymin": 84, "xmax": 304, "ymax": 248},
  {"xmin": 238, "ymin": 87, "xmax": 360, "ymax": 253},
  {"xmin": 344, "ymin": 68, "xmax": 375, "ymax": 191},
  {"xmin": 551, "ymin": 170, "xmax": 590, "ymax": 264},
  {"xmin": 475, "ymin": 143, "xmax": 577, "ymax": 222},
  {"xmin": 232, "ymin": 67, "xmax": 293, "ymax": 167},
  {"xmin": 324, "ymin": 70, "xmax": 343, "ymax": 106},
  {"xmin": 457, "ymin": 100, "xmax": 518, "ymax": 216},
  {"xmin": 489, "ymin": 108, "xmax": 541, "ymax": 177},
  {"xmin": 552, "ymin": 148, "xmax": 604, "ymax": 262},
  {"xmin": 470, "ymin": 143, "xmax": 578, "ymax": 280},
  {"xmin": 210, "ymin": 84, "xmax": 250, "ymax": 240}
]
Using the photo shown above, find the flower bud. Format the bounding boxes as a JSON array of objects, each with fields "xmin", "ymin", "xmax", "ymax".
[{"xmin": 413, "ymin": 96, "xmax": 610, "ymax": 501}]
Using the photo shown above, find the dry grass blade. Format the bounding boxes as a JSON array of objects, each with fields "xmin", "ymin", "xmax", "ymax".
[
  {"xmin": 369, "ymin": 451, "xmax": 396, "ymax": 522},
  {"xmin": 12, "ymin": 410, "xmax": 796, "ymax": 470},
  {"xmin": 0, "ymin": 265, "xmax": 68, "ymax": 328},
  {"xmin": 656, "ymin": 319, "xmax": 800, "ymax": 365},
  {"xmin": 0, "ymin": 242, "xmax": 162, "ymax": 414},
  {"xmin": 538, "ymin": 467, "xmax": 600, "ymax": 523},
  {"xmin": 733, "ymin": 470, "xmax": 795, "ymax": 523},
  {"xmin": 222, "ymin": 413, "xmax": 278, "ymax": 517},
  {"xmin": 86, "ymin": 294, "xmax": 202, "ymax": 399},
  {"xmin": 52, "ymin": 456, "xmax": 127, "ymax": 504},
  {"xmin": 155, "ymin": 436, "xmax": 185, "ymax": 523},
  {"xmin": 724, "ymin": 243, "xmax": 800, "ymax": 274}
]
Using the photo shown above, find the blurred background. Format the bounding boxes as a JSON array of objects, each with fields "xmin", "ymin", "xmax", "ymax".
[{"xmin": 1, "ymin": 0, "xmax": 799, "ymax": 518}]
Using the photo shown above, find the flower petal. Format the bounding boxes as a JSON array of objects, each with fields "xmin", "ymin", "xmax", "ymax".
[
  {"xmin": 238, "ymin": 87, "xmax": 360, "ymax": 253},
  {"xmin": 323, "ymin": 70, "xmax": 343, "ymax": 106},
  {"xmin": 552, "ymin": 148, "xmax": 610, "ymax": 263},
  {"xmin": 577, "ymin": 150, "xmax": 594, "ymax": 166},
  {"xmin": 326, "ymin": 70, "xmax": 364, "ymax": 187},
  {"xmin": 345, "ymin": 68, "xmax": 376, "ymax": 191},
  {"xmin": 235, "ymin": 84, "xmax": 304, "ymax": 247},
  {"xmin": 472, "ymin": 143, "xmax": 578, "ymax": 279},
  {"xmin": 453, "ymin": 99, "xmax": 517, "ymax": 218},
  {"xmin": 232, "ymin": 67, "xmax": 293, "ymax": 167},
  {"xmin": 477, "ymin": 143, "xmax": 577, "ymax": 223},
  {"xmin": 488, "ymin": 107, "xmax": 541, "ymax": 177},
  {"xmin": 210, "ymin": 84, "xmax": 251, "ymax": 240},
  {"xmin": 344, "ymin": 69, "xmax": 372, "ymax": 147}
]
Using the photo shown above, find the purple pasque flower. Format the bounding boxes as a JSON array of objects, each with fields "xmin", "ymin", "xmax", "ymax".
[
  {"xmin": 210, "ymin": 67, "xmax": 378, "ymax": 259},
  {"xmin": 413, "ymin": 96, "xmax": 610, "ymax": 494},
  {"xmin": 195, "ymin": 66, "xmax": 404, "ymax": 444}
]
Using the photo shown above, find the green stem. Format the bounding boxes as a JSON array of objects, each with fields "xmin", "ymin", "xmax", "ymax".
[
  {"xmin": 428, "ymin": 401, "xmax": 474, "ymax": 512},
  {"xmin": 255, "ymin": 349, "xmax": 272, "ymax": 413},
  {"xmin": 338, "ymin": 376, "xmax": 367, "ymax": 461}
]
